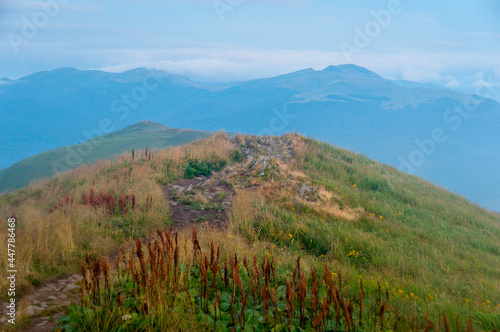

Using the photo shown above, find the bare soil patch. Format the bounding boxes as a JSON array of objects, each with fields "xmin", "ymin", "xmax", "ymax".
[{"xmin": 163, "ymin": 176, "xmax": 233, "ymax": 231}]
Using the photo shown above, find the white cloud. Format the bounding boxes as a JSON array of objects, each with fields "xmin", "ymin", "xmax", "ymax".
[
  {"xmin": 90, "ymin": 47, "xmax": 500, "ymax": 85},
  {"xmin": 446, "ymin": 79, "xmax": 461, "ymax": 88},
  {"xmin": 471, "ymin": 79, "xmax": 492, "ymax": 88},
  {"xmin": 95, "ymin": 48, "xmax": 348, "ymax": 82},
  {"xmin": 474, "ymin": 72, "xmax": 484, "ymax": 80}
]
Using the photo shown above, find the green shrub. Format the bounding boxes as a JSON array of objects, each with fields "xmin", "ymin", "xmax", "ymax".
[{"xmin": 184, "ymin": 158, "xmax": 227, "ymax": 178}]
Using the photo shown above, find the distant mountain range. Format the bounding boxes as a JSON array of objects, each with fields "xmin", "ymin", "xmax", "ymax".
[
  {"xmin": 0, "ymin": 121, "xmax": 213, "ymax": 191},
  {"xmin": 1, "ymin": 65, "xmax": 499, "ymax": 210}
]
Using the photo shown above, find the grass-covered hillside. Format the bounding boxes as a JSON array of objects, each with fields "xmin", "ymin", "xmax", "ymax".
[
  {"xmin": 0, "ymin": 133, "xmax": 498, "ymax": 331},
  {"xmin": 0, "ymin": 121, "xmax": 214, "ymax": 193}
]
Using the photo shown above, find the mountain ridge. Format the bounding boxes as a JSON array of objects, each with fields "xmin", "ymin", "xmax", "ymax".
[
  {"xmin": 1, "ymin": 132, "xmax": 499, "ymax": 330},
  {"xmin": 0, "ymin": 121, "xmax": 214, "ymax": 193},
  {"xmin": 2, "ymin": 64, "xmax": 500, "ymax": 210}
]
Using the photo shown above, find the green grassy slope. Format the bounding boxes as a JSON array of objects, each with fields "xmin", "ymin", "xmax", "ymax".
[
  {"xmin": 231, "ymin": 136, "xmax": 500, "ymax": 326},
  {"xmin": 0, "ymin": 134, "xmax": 498, "ymax": 330},
  {"xmin": 0, "ymin": 121, "xmax": 214, "ymax": 192}
]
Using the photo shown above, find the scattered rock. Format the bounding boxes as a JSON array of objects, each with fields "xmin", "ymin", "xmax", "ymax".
[
  {"xmin": 249, "ymin": 158, "xmax": 259, "ymax": 169},
  {"xmin": 46, "ymin": 284, "xmax": 58, "ymax": 291},
  {"xmin": 36, "ymin": 320, "xmax": 49, "ymax": 327},
  {"xmin": 63, "ymin": 284, "xmax": 81, "ymax": 293},
  {"xmin": 165, "ymin": 175, "xmax": 233, "ymax": 230},
  {"xmin": 171, "ymin": 185, "xmax": 186, "ymax": 193},
  {"xmin": 68, "ymin": 274, "xmax": 83, "ymax": 282},
  {"xmin": 46, "ymin": 296, "xmax": 57, "ymax": 301},
  {"xmin": 299, "ymin": 183, "xmax": 318, "ymax": 201},
  {"xmin": 237, "ymin": 135, "xmax": 294, "ymax": 163},
  {"xmin": 24, "ymin": 305, "xmax": 43, "ymax": 317},
  {"xmin": 56, "ymin": 283, "xmax": 67, "ymax": 292}
]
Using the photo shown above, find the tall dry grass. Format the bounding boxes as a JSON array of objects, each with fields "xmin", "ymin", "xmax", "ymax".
[{"xmin": 0, "ymin": 133, "xmax": 237, "ymax": 298}]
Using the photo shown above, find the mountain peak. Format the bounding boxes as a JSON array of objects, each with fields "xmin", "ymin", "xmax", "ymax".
[
  {"xmin": 126, "ymin": 120, "xmax": 171, "ymax": 131},
  {"xmin": 51, "ymin": 67, "xmax": 81, "ymax": 74},
  {"xmin": 322, "ymin": 64, "xmax": 384, "ymax": 80}
]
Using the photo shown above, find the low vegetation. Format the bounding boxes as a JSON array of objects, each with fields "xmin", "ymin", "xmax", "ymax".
[
  {"xmin": 0, "ymin": 133, "xmax": 498, "ymax": 331},
  {"xmin": 58, "ymin": 228, "xmax": 485, "ymax": 331},
  {"xmin": 0, "ymin": 133, "xmax": 235, "ymax": 298}
]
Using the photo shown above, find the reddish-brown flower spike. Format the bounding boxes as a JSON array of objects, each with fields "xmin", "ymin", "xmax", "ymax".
[
  {"xmin": 341, "ymin": 296, "xmax": 351, "ymax": 332},
  {"xmin": 444, "ymin": 314, "xmax": 451, "ymax": 332},
  {"xmin": 285, "ymin": 277, "xmax": 295, "ymax": 326},
  {"xmin": 467, "ymin": 316, "xmax": 474, "ymax": 332}
]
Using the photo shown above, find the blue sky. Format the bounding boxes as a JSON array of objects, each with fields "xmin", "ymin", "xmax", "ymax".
[{"xmin": 1, "ymin": 0, "xmax": 499, "ymax": 96}]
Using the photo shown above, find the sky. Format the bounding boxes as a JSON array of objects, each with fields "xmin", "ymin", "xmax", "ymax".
[{"xmin": 1, "ymin": 0, "xmax": 500, "ymax": 97}]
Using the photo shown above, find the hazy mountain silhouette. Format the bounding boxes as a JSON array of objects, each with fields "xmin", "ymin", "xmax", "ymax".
[{"xmin": 1, "ymin": 65, "xmax": 499, "ymax": 210}]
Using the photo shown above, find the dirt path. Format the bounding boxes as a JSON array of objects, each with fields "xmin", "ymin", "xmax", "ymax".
[
  {"xmin": 3, "ymin": 135, "xmax": 294, "ymax": 331},
  {"xmin": 1, "ymin": 176, "xmax": 234, "ymax": 331},
  {"xmin": 163, "ymin": 175, "xmax": 233, "ymax": 231},
  {"xmin": 0, "ymin": 274, "xmax": 82, "ymax": 332}
]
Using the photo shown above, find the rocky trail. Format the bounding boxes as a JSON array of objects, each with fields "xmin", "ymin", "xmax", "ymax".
[
  {"xmin": 0, "ymin": 274, "xmax": 82, "ymax": 332},
  {"xmin": 163, "ymin": 176, "xmax": 233, "ymax": 231},
  {"xmin": 2, "ymin": 135, "xmax": 295, "ymax": 331}
]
